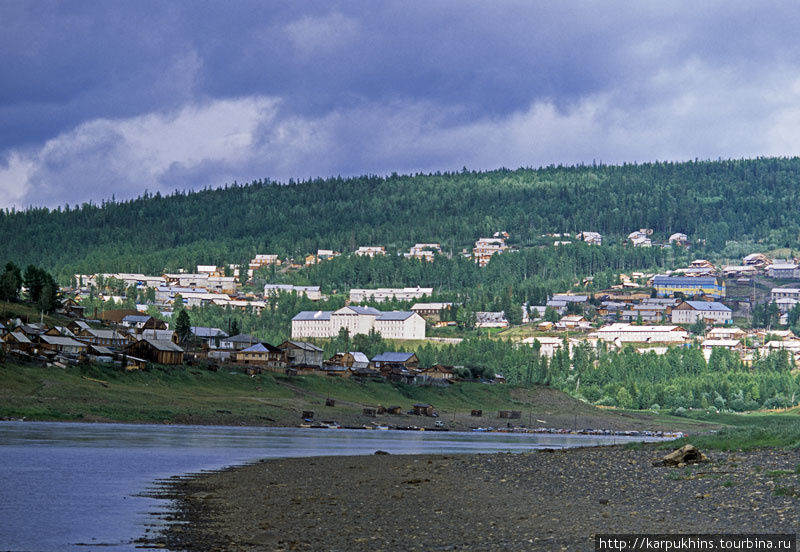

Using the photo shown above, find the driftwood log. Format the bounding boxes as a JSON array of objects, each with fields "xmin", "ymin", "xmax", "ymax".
[{"xmin": 652, "ymin": 444, "xmax": 710, "ymax": 467}]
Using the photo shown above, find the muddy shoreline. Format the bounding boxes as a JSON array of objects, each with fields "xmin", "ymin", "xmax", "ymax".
[{"xmin": 146, "ymin": 444, "xmax": 800, "ymax": 551}]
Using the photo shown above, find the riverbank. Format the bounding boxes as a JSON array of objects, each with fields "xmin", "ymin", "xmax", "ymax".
[
  {"xmin": 0, "ymin": 362, "xmax": 718, "ymax": 434},
  {"xmin": 148, "ymin": 444, "xmax": 799, "ymax": 551}
]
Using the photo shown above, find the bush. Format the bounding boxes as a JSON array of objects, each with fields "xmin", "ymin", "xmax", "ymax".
[
  {"xmin": 595, "ymin": 395, "xmax": 617, "ymax": 407},
  {"xmin": 673, "ymin": 407, "xmax": 688, "ymax": 417},
  {"xmin": 763, "ymin": 395, "xmax": 791, "ymax": 410}
]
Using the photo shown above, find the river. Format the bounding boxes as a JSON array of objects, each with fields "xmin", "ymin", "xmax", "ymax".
[{"xmin": 0, "ymin": 421, "xmax": 669, "ymax": 551}]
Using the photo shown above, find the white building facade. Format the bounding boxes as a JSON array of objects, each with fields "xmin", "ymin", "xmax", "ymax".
[
  {"xmin": 349, "ymin": 287, "xmax": 433, "ymax": 303},
  {"xmin": 591, "ymin": 323, "xmax": 689, "ymax": 343},
  {"xmin": 291, "ymin": 307, "xmax": 426, "ymax": 340}
]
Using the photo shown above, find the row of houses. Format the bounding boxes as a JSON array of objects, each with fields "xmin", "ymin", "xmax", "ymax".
[
  {"xmin": 520, "ymin": 325, "xmax": 799, "ymax": 365},
  {"xmin": 233, "ymin": 346, "xmax": 455, "ymax": 383},
  {"xmin": 1, "ymin": 317, "xmax": 185, "ymax": 367}
]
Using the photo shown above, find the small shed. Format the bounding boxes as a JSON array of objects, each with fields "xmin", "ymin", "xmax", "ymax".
[
  {"xmin": 471, "ymin": 409, "xmax": 483, "ymax": 417},
  {"xmin": 302, "ymin": 410, "xmax": 315, "ymax": 419},
  {"xmin": 125, "ymin": 338, "xmax": 184, "ymax": 365},
  {"xmin": 412, "ymin": 403, "xmax": 435, "ymax": 416},
  {"xmin": 386, "ymin": 406, "xmax": 403, "ymax": 415},
  {"xmin": 362, "ymin": 407, "xmax": 377, "ymax": 417},
  {"xmin": 498, "ymin": 410, "xmax": 522, "ymax": 419}
]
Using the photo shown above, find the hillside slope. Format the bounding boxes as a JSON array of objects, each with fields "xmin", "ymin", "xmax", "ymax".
[{"xmin": 2, "ymin": 157, "xmax": 800, "ymax": 277}]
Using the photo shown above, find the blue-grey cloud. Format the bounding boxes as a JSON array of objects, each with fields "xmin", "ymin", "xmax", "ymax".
[{"xmin": 3, "ymin": 1, "xmax": 800, "ymax": 208}]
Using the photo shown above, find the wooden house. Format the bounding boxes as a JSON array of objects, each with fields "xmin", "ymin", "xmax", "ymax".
[
  {"xmin": 100, "ymin": 309, "xmax": 143, "ymax": 325},
  {"xmin": 121, "ymin": 314, "xmax": 167, "ymax": 330},
  {"xmin": 370, "ymin": 352, "xmax": 419, "ymax": 370},
  {"xmin": 125, "ymin": 338, "xmax": 184, "ymax": 365},
  {"xmin": 351, "ymin": 366, "xmax": 382, "ymax": 379},
  {"xmin": 235, "ymin": 342, "xmax": 285, "ymax": 370},
  {"xmin": 279, "ymin": 340, "xmax": 324, "ymax": 369},
  {"xmin": 325, "ymin": 352, "xmax": 369, "ymax": 370},
  {"xmin": 379, "ymin": 364, "xmax": 416, "ymax": 384},
  {"xmin": 417, "ymin": 364, "xmax": 455, "ymax": 381},
  {"xmin": 318, "ymin": 364, "xmax": 351, "ymax": 378},
  {"xmin": 220, "ymin": 333, "xmax": 261, "ymax": 351},
  {"xmin": 139, "ymin": 329, "xmax": 179, "ymax": 344},
  {"xmin": 37, "ymin": 335, "xmax": 88, "ymax": 356},
  {"xmin": 18, "ymin": 323, "xmax": 45, "ymax": 338},
  {"xmin": 77, "ymin": 328, "xmax": 129, "ymax": 349},
  {"xmin": 60, "ymin": 298, "xmax": 87, "ymax": 318},
  {"xmin": 3, "ymin": 331, "xmax": 32, "ymax": 352},
  {"xmin": 189, "ymin": 326, "xmax": 229, "ymax": 347},
  {"xmin": 412, "ymin": 403, "xmax": 435, "ymax": 416},
  {"xmin": 67, "ymin": 320, "xmax": 92, "ymax": 334},
  {"xmin": 87, "ymin": 344, "xmax": 115, "ymax": 360}
]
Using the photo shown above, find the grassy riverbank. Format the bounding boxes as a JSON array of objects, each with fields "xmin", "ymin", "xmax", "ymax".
[
  {"xmin": 1, "ymin": 361, "xmax": 716, "ymax": 433},
  {"xmin": 666, "ymin": 410, "xmax": 800, "ymax": 451}
]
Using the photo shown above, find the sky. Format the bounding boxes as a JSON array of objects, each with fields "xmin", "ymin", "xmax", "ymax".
[{"xmin": 3, "ymin": 1, "xmax": 800, "ymax": 210}]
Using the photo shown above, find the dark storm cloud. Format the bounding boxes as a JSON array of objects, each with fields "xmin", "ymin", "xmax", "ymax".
[{"xmin": 3, "ymin": 1, "xmax": 800, "ymax": 208}]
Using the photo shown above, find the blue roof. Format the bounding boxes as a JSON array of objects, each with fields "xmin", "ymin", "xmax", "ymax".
[
  {"xmin": 348, "ymin": 306, "xmax": 381, "ymax": 315},
  {"xmin": 551, "ymin": 295, "xmax": 588, "ymax": 302},
  {"xmin": 376, "ymin": 311, "xmax": 415, "ymax": 321},
  {"xmin": 653, "ymin": 275, "xmax": 719, "ymax": 285},
  {"xmin": 190, "ymin": 326, "xmax": 229, "ymax": 338},
  {"xmin": 372, "ymin": 352, "xmax": 416, "ymax": 362},
  {"xmin": 292, "ymin": 311, "xmax": 332, "ymax": 321},
  {"xmin": 122, "ymin": 314, "xmax": 151, "ymax": 323},
  {"xmin": 685, "ymin": 301, "xmax": 731, "ymax": 312},
  {"xmin": 240, "ymin": 343, "xmax": 269, "ymax": 353},
  {"xmin": 224, "ymin": 334, "xmax": 260, "ymax": 343}
]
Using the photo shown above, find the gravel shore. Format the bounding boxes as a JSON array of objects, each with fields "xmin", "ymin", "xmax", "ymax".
[{"xmin": 146, "ymin": 443, "xmax": 799, "ymax": 551}]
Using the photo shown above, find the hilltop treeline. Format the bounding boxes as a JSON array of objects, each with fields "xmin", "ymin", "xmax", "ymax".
[{"xmin": 3, "ymin": 157, "xmax": 800, "ymax": 279}]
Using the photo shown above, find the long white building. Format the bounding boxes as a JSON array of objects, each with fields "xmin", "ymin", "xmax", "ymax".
[
  {"xmin": 591, "ymin": 323, "xmax": 688, "ymax": 343},
  {"xmin": 349, "ymin": 287, "xmax": 433, "ymax": 303},
  {"xmin": 264, "ymin": 284, "xmax": 322, "ymax": 301},
  {"xmin": 291, "ymin": 306, "xmax": 426, "ymax": 340}
]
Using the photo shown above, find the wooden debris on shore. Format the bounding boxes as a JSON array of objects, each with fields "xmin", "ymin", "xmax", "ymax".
[
  {"xmin": 81, "ymin": 375, "xmax": 109, "ymax": 388},
  {"xmin": 652, "ymin": 444, "xmax": 709, "ymax": 467}
]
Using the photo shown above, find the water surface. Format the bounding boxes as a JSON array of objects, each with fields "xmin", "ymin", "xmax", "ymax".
[{"xmin": 0, "ymin": 421, "xmax": 667, "ymax": 551}]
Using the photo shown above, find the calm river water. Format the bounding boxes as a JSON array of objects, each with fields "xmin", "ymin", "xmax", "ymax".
[{"xmin": 0, "ymin": 421, "xmax": 667, "ymax": 551}]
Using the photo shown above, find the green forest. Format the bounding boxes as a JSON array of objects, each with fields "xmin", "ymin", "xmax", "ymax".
[{"xmin": 3, "ymin": 157, "xmax": 800, "ymax": 280}]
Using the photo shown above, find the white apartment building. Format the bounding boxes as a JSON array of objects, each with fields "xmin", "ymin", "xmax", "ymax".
[
  {"xmin": 473, "ymin": 237, "xmax": 508, "ymax": 267},
  {"xmin": 264, "ymin": 284, "xmax": 322, "ymax": 301},
  {"xmin": 354, "ymin": 246, "xmax": 386, "ymax": 257},
  {"xmin": 350, "ymin": 287, "xmax": 433, "ymax": 303},
  {"xmin": 771, "ymin": 288, "xmax": 800, "ymax": 302},
  {"xmin": 671, "ymin": 301, "xmax": 732, "ymax": 324},
  {"xmin": 404, "ymin": 243, "xmax": 442, "ymax": 261},
  {"xmin": 291, "ymin": 306, "xmax": 426, "ymax": 340}
]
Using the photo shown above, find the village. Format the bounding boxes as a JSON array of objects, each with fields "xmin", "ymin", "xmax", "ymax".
[{"xmin": 4, "ymin": 230, "xmax": 800, "ymax": 385}]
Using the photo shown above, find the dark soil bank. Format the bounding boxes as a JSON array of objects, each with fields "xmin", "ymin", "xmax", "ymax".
[{"xmin": 149, "ymin": 445, "xmax": 799, "ymax": 551}]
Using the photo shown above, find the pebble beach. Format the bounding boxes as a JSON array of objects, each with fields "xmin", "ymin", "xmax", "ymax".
[{"xmin": 147, "ymin": 444, "xmax": 800, "ymax": 551}]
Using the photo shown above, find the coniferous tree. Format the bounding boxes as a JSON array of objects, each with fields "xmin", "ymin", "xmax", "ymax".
[{"xmin": 175, "ymin": 309, "xmax": 192, "ymax": 342}]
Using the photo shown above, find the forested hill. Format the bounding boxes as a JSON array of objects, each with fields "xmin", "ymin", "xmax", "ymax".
[{"xmin": 3, "ymin": 157, "xmax": 800, "ymax": 278}]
